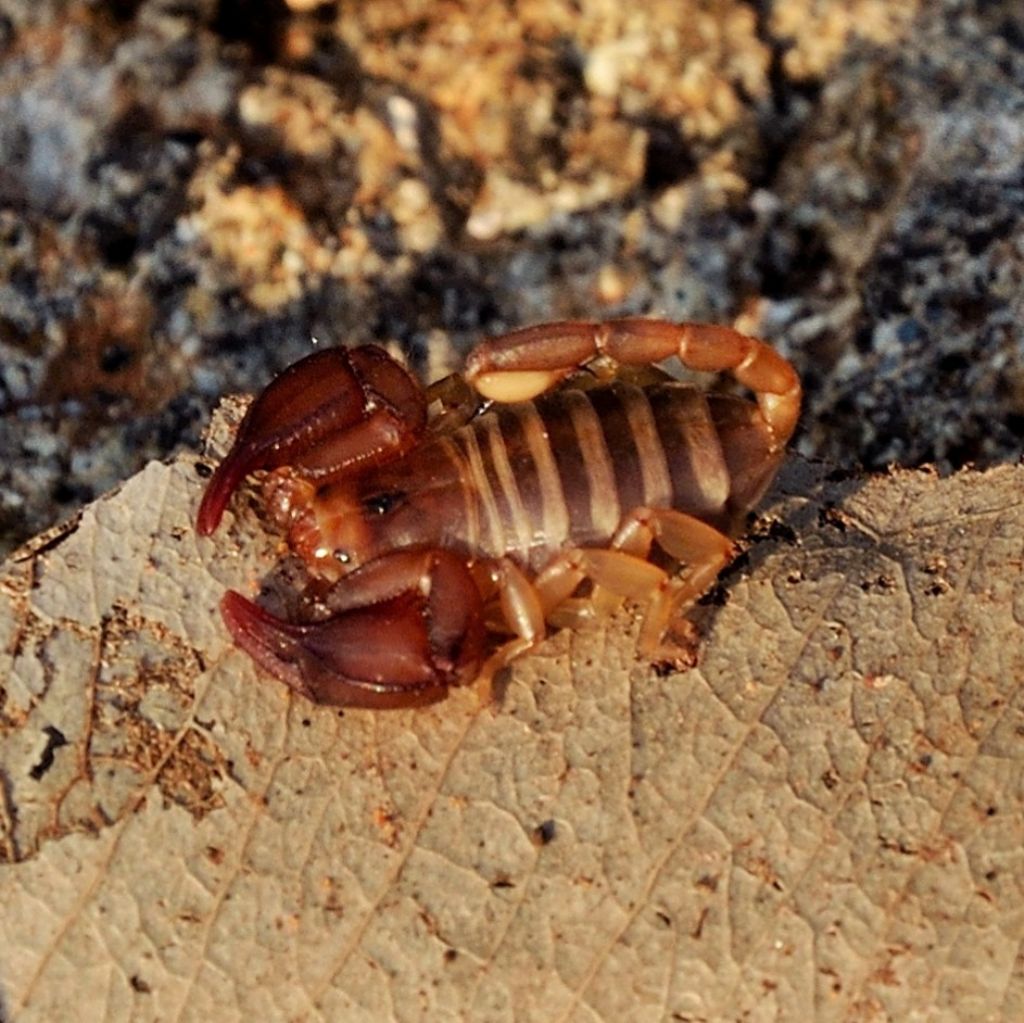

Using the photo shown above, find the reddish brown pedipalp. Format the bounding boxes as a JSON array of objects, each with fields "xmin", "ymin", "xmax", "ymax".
[
  {"xmin": 196, "ymin": 346, "xmax": 426, "ymax": 537},
  {"xmin": 220, "ymin": 549, "xmax": 486, "ymax": 709}
]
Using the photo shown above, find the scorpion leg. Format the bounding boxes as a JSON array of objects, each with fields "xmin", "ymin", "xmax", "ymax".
[
  {"xmin": 464, "ymin": 318, "xmax": 800, "ymax": 449},
  {"xmin": 219, "ymin": 548, "xmax": 486, "ymax": 709},
  {"xmin": 531, "ymin": 508, "xmax": 734, "ymax": 663},
  {"xmin": 472, "ymin": 558, "xmax": 548, "ymax": 701},
  {"xmin": 197, "ymin": 345, "xmax": 427, "ymax": 535},
  {"xmin": 616, "ymin": 508, "xmax": 735, "ymax": 661}
]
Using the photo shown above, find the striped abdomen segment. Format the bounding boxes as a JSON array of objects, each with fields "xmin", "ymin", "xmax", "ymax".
[{"xmin": 438, "ymin": 380, "xmax": 761, "ymax": 570}]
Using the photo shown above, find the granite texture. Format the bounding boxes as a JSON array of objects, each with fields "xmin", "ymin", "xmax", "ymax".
[{"xmin": 1, "ymin": 0, "xmax": 1022, "ymax": 554}]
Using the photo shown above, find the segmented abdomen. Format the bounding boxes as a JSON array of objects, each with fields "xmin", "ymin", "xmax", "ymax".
[{"xmin": 434, "ymin": 381, "xmax": 764, "ymax": 571}]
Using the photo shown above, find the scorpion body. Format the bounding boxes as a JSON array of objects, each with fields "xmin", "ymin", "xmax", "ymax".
[
  {"xmin": 197, "ymin": 318, "xmax": 800, "ymax": 709},
  {"xmin": 289, "ymin": 379, "xmax": 782, "ymax": 577}
]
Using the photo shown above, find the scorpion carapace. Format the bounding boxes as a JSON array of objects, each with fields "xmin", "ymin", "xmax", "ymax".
[{"xmin": 197, "ymin": 318, "xmax": 801, "ymax": 709}]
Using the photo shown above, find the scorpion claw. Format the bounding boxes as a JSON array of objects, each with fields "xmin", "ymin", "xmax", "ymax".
[
  {"xmin": 220, "ymin": 550, "xmax": 485, "ymax": 709},
  {"xmin": 197, "ymin": 347, "xmax": 426, "ymax": 536},
  {"xmin": 196, "ymin": 440, "xmax": 265, "ymax": 537},
  {"xmin": 220, "ymin": 590, "xmax": 314, "ymax": 696}
]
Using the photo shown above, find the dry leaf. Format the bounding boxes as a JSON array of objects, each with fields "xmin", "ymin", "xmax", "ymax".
[{"xmin": 1, "ymin": 410, "xmax": 1023, "ymax": 1021}]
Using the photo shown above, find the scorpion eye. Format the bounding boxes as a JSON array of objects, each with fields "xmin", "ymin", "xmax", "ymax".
[{"xmin": 362, "ymin": 490, "xmax": 405, "ymax": 516}]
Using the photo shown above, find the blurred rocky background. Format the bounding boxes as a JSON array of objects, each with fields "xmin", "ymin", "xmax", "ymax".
[{"xmin": 1, "ymin": 0, "xmax": 1022, "ymax": 555}]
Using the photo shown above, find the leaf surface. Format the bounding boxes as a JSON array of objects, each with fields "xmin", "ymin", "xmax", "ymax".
[{"xmin": 1, "ymin": 412, "xmax": 1023, "ymax": 1022}]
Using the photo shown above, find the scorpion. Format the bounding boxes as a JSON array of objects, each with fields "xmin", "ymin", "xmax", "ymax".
[{"xmin": 196, "ymin": 318, "xmax": 800, "ymax": 709}]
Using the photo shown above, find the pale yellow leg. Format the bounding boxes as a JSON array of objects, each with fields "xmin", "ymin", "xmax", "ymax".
[
  {"xmin": 477, "ymin": 506, "xmax": 734, "ymax": 697},
  {"xmin": 474, "ymin": 558, "xmax": 547, "ymax": 702},
  {"xmin": 627, "ymin": 508, "xmax": 735, "ymax": 661},
  {"xmin": 533, "ymin": 508, "xmax": 735, "ymax": 664},
  {"xmin": 587, "ymin": 510, "xmax": 657, "ymax": 616},
  {"xmin": 532, "ymin": 550, "xmax": 612, "ymax": 630}
]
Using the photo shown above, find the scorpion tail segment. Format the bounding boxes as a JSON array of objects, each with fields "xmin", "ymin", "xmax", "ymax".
[
  {"xmin": 219, "ymin": 559, "xmax": 486, "ymax": 709},
  {"xmin": 658, "ymin": 321, "xmax": 801, "ymax": 448},
  {"xmin": 196, "ymin": 346, "xmax": 427, "ymax": 536},
  {"xmin": 464, "ymin": 321, "xmax": 599, "ymax": 402}
]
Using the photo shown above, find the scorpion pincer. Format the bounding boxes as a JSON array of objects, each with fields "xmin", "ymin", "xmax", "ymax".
[{"xmin": 197, "ymin": 318, "xmax": 800, "ymax": 709}]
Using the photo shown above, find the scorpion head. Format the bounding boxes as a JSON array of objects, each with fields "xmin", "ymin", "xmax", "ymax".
[
  {"xmin": 274, "ymin": 479, "xmax": 376, "ymax": 579},
  {"xmin": 280, "ymin": 471, "xmax": 449, "ymax": 581}
]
